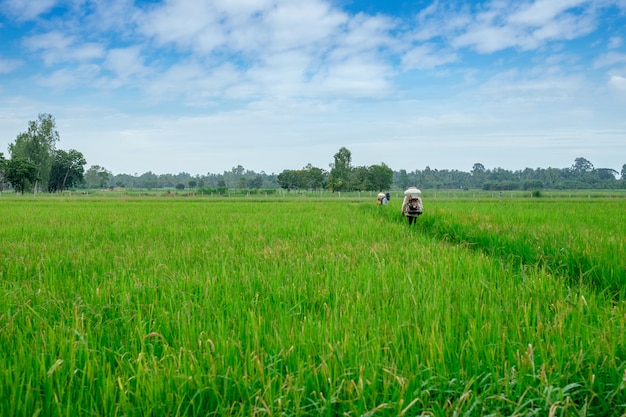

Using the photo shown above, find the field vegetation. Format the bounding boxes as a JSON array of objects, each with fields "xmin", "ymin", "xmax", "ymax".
[{"xmin": 1, "ymin": 193, "xmax": 625, "ymax": 416}]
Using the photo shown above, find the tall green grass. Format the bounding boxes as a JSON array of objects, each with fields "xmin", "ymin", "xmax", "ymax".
[
  {"xmin": 410, "ymin": 199, "xmax": 626, "ymax": 297},
  {"xmin": 1, "ymin": 196, "xmax": 625, "ymax": 416}
]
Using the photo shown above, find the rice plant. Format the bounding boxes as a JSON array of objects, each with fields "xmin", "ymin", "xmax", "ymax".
[{"xmin": 1, "ymin": 196, "xmax": 625, "ymax": 416}]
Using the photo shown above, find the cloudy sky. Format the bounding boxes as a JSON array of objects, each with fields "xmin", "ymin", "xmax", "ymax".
[{"xmin": 1, "ymin": 0, "xmax": 625, "ymax": 176}]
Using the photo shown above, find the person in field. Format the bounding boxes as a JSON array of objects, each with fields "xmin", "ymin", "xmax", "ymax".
[
  {"xmin": 401, "ymin": 186, "xmax": 423, "ymax": 225},
  {"xmin": 377, "ymin": 192, "xmax": 389, "ymax": 205}
]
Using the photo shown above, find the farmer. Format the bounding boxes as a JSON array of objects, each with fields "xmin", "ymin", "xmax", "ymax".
[
  {"xmin": 377, "ymin": 192, "xmax": 388, "ymax": 205},
  {"xmin": 401, "ymin": 186, "xmax": 423, "ymax": 226}
]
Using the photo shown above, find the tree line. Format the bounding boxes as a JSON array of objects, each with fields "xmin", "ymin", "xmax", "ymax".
[
  {"xmin": 394, "ymin": 159, "xmax": 625, "ymax": 191},
  {"xmin": 2, "ymin": 114, "xmax": 625, "ymax": 194},
  {"xmin": 0, "ymin": 114, "xmax": 85, "ymax": 194}
]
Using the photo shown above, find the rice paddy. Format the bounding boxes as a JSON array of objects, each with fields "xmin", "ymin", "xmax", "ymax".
[{"xmin": 1, "ymin": 193, "xmax": 625, "ymax": 416}]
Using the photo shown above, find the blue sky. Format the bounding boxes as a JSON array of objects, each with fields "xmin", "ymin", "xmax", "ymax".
[{"xmin": 1, "ymin": 0, "xmax": 625, "ymax": 176}]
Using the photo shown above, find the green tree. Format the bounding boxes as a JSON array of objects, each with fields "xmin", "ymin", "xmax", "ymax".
[
  {"xmin": 350, "ymin": 166, "xmax": 370, "ymax": 191},
  {"xmin": 138, "ymin": 171, "xmax": 158, "ymax": 189},
  {"xmin": 329, "ymin": 147, "xmax": 352, "ymax": 192},
  {"xmin": 48, "ymin": 149, "xmax": 86, "ymax": 192},
  {"xmin": 368, "ymin": 163, "xmax": 393, "ymax": 191},
  {"xmin": 248, "ymin": 175, "xmax": 263, "ymax": 189},
  {"xmin": 0, "ymin": 152, "xmax": 5, "ymax": 193},
  {"xmin": 594, "ymin": 168, "xmax": 618, "ymax": 181},
  {"xmin": 541, "ymin": 167, "xmax": 562, "ymax": 188},
  {"xmin": 4, "ymin": 157, "xmax": 38, "ymax": 194},
  {"xmin": 277, "ymin": 164, "xmax": 327, "ymax": 191},
  {"xmin": 572, "ymin": 157, "xmax": 594, "ymax": 173},
  {"xmin": 8, "ymin": 114, "xmax": 60, "ymax": 193},
  {"xmin": 85, "ymin": 165, "xmax": 112, "ymax": 188},
  {"xmin": 395, "ymin": 169, "xmax": 410, "ymax": 189},
  {"xmin": 304, "ymin": 164, "xmax": 327, "ymax": 190},
  {"xmin": 223, "ymin": 165, "xmax": 245, "ymax": 188},
  {"xmin": 621, "ymin": 164, "xmax": 626, "ymax": 181},
  {"xmin": 471, "ymin": 162, "xmax": 486, "ymax": 188},
  {"xmin": 277, "ymin": 170, "xmax": 297, "ymax": 190}
]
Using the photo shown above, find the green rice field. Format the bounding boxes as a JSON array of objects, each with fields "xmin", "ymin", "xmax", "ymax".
[{"xmin": 1, "ymin": 193, "xmax": 625, "ymax": 416}]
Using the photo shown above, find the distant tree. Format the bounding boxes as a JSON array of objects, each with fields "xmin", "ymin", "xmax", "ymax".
[
  {"xmin": 8, "ymin": 113, "xmax": 59, "ymax": 193},
  {"xmin": 572, "ymin": 157, "xmax": 594, "ymax": 173},
  {"xmin": 138, "ymin": 171, "xmax": 158, "ymax": 189},
  {"xmin": 621, "ymin": 164, "xmax": 626, "ymax": 180},
  {"xmin": 594, "ymin": 168, "xmax": 618, "ymax": 181},
  {"xmin": 396, "ymin": 169, "xmax": 410, "ymax": 189},
  {"xmin": 231, "ymin": 165, "xmax": 245, "ymax": 176},
  {"xmin": 522, "ymin": 179, "xmax": 544, "ymax": 190},
  {"xmin": 4, "ymin": 157, "xmax": 38, "ymax": 193},
  {"xmin": 416, "ymin": 166, "xmax": 434, "ymax": 188},
  {"xmin": 48, "ymin": 149, "xmax": 86, "ymax": 192},
  {"xmin": 539, "ymin": 167, "xmax": 562, "ymax": 188},
  {"xmin": 350, "ymin": 166, "xmax": 370, "ymax": 191},
  {"xmin": 111, "ymin": 173, "xmax": 136, "ymax": 188},
  {"xmin": 302, "ymin": 164, "xmax": 327, "ymax": 190},
  {"xmin": 277, "ymin": 164, "xmax": 327, "ymax": 191},
  {"xmin": 85, "ymin": 165, "xmax": 112, "ymax": 188},
  {"xmin": 471, "ymin": 163, "xmax": 486, "ymax": 188},
  {"xmin": 489, "ymin": 167, "xmax": 517, "ymax": 182},
  {"xmin": 368, "ymin": 163, "xmax": 393, "ymax": 191},
  {"xmin": 329, "ymin": 147, "xmax": 352, "ymax": 192},
  {"xmin": 159, "ymin": 173, "xmax": 176, "ymax": 188},
  {"xmin": 519, "ymin": 167, "xmax": 535, "ymax": 181},
  {"xmin": 248, "ymin": 175, "xmax": 263, "ymax": 189},
  {"xmin": 0, "ymin": 152, "xmax": 5, "ymax": 192},
  {"xmin": 471, "ymin": 163, "xmax": 486, "ymax": 175},
  {"xmin": 277, "ymin": 170, "xmax": 297, "ymax": 190},
  {"xmin": 175, "ymin": 183, "xmax": 185, "ymax": 190}
]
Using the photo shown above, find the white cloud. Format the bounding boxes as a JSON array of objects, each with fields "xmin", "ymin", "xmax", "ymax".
[
  {"xmin": 609, "ymin": 75, "xmax": 626, "ymax": 91},
  {"xmin": 1, "ymin": 0, "xmax": 57, "ymax": 20},
  {"xmin": 609, "ymin": 36, "xmax": 623, "ymax": 49},
  {"xmin": 83, "ymin": 0, "xmax": 139, "ymax": 33},
  {"xmin": 262, "ymin": 1, "xmax": 348, "ymax": 53},
  {"xmin": 409, "ymin": 112, "xmax": 478, "ymax": 129},
  {"xmin": 451, "ymin": 0, "xmax": 598, "ymax": 53},
  {"xmin": 594, "ymin": 52, "xmax": 626, "ymax": 68},
  {"xmin": 508, "ymin": 0, "xmax": 588, "ymax": 26},
  {"xmin": 309, "ymin": 55, "xmax": 392, "ymax": 97},
  {"xmin": 23, "ymin": 31, "xmax": 72, "ymax": 53},
  {"xmin": 104, "ymin": 47, "xmax": 147, "ymax": 79},
  {"xmin": 0, "ymin": 58, "xmax": 23, "ymax": 73},
  {"xmin": 453, "ymin": 25, "xmax": 520, "ymax": 53},
  {"xmin": 402, "ymin": 44, "xmax": 458, "ymax": 70},
  {"xmin": 23, "ymin": 31, "xmax": 105, "ymax": 65},
  {"xmin": 138, "ymin": 1, "xmax": 221, "ymax": 51},
  {"xmin": 134, "ymin": 0, "xmax": 397, "ymax": 101},
  {"xmin": 145, "ymin": 61, "xmax": 244, "ymax": 104},
  {"xmin": 473, "ymin": 70, "xmax": 584, "ymax": 101},
  {"xmin": 138, "ymin": 0, "xmax": 349, "ymax": 56},
  {"xmin": 530, "ymin": 12, "xmax": 595, "ymax": 43},
  {"xmin": 36, "ymin": 64, "xmax": 101, "ymax": 89}
]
